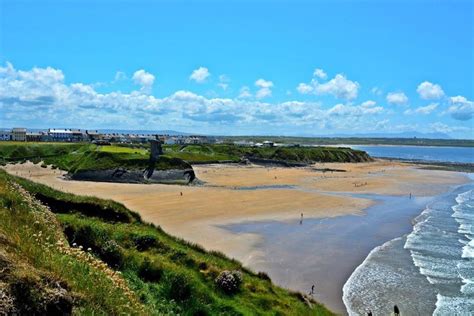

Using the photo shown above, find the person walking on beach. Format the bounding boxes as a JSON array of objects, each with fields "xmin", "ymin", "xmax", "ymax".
[
  {"xmin": 310, "ymin": 284, "xmax": 315, "ymax": 295},
  {"xmin": 394, "ymin": 305, "xmax": 400, "ymax": 315},
  {"xmin": 409, "ymin": 192, "xmax": 412, "ymax": 199},
  {"xmin": 300, "ymin": 213, "xmax": 303, "ymax": 225},
  {"xmin": 180, "ymin": 192, "xmax": 183, "ymax": 196}
]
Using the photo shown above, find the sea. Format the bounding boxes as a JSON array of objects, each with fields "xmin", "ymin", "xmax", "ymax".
[
  {"xmin": 343, "ymin": 146, "xmax": 474, "ymax": 315},
  {"xmin": 350, "ymin": 145, "xmax": 474, "ymax": 164}
]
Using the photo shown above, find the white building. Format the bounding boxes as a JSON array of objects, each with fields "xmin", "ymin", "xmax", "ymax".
[
  {"xmin": 48, "ymin": 129, "xmax": 73, "ymax": 142},
  {"xmin": 11, "ymin": 128, "xmax": 27, "ymax": 141}
]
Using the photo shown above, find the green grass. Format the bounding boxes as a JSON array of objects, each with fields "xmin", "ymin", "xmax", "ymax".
[
  {"xmin": 0, "ymin": 170, "xmax": 334, "ymax": 315},
  {"xmin": 162, "ymin": 144, "xmax": 371, "ymax": 164},
  {"xmin": 0, "ymin": 143, "xmax": 190, "ymax": 173},
  {"xmin": 98, "ymin": 145, "xmax": 148, "ymax": 155},
  {"xmin": 0, "ymin": 142, "xmax": 371, "ymax": 174}
]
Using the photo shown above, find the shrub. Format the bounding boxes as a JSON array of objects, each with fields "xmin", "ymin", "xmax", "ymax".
[
  {"xmin": 132, "ymin": 234, "xmax": 158, "ymax": 251},
  {"xmin": 215, "ymin": 270, "xmax": 242, "ymax": 295},
  {"xmin": 163, "ymin": 273, "xmax": 192, "ymax": 302},
  {"xmin": 138, "ymin": 258, "xmax": 163, "ymax": 282},
  {"xmin": 257, "ymin": 271, "xmax": 271, "ymax": 282},
  {"xmin": 100, "ymin": 240, "xmax": 124, "ymax": 269},
  {"xmin": 198, "ymin": 261, "xmax": 208, "ymax": 270}
]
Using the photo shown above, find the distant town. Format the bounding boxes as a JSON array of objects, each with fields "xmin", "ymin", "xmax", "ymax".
[
  {"xmin": 0, "ymin": 127, "xmax": 285, "ymax": 148},
  {"xmin": 0, "ymin": 127, "xmax": 222, "ymax": 145}
]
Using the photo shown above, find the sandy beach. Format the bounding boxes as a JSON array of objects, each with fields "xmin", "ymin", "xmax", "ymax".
[{"xmin": 3, "ymin": 160, "xmax": 468, "ymax": 313}]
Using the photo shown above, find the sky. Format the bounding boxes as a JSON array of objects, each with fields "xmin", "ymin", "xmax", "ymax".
[{"xmin": 0, "ymin": 0, "xmax": 473, "ymax": 138}]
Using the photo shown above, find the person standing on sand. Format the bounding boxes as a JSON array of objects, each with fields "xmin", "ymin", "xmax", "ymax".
[{"xmin": 394, "ymin": 305, "xmax": 400, "ymax": 315}]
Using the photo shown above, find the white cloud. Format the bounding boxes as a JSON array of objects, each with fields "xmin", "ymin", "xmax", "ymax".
[
  {"xmin": 327, "ymin": 102, "xmax": 383, "ymax": 117},
  {"xmin": 114, "ymin": 71, "xmax": 127, "ymax": 82},
  {"xmin": 296, "ymin": 83, "xmax": 313, "ymax": 94},
  {"xmin": 255, "ymin": 79, "xmax": 273, "ymax": 99},
  {"xmin": 238, "ymin": 86, "xmax": 252, "ymax": 98},
  {"xmin": 217, "ymin": 74, "xmax": 230, "ymax": 90},
  {"xmin": 417, "ymin": 81, "xmax": 445, "ymax": 100},
  {"xmin": 255, "ymin": 78, "xmax": 273, "ymax": 89},
  {"xmin": 313, "ymin": 68, "xmax": 327, "ymax": 80},
  {"xmin": 1, "ymin": 62, "xmax": 470, "ymax": 137},
  {"xmin": 404, "ymin": 103, "xmax": 438, "ymax": 115},
  {"xmin": 429, "ymin": 122, "xmax": 470, "ymax": 134},
  {"xmin": 297, "ymin": 74, "xmax": 359, "ymax": 100},
  {"xmin": 371, "ymin": 87, "xmax": 383, "ymax": 96},
  {"xmin": 315, "ymin": 74, "xmax": 359, "ymax": 100},
  {"xmin": 386, "ymin": 92, "xmax": 408, "ymax": 105},
  {"xmin": 447, "ymin": 96, "xmax": 474, "ymax": 121},
  {"xmin": 189, "ymin": 67, "xmax": 210, "ymax": 83},
  {"xmin": 132, "ymin": 69, "xmax": 155, "ymax": 91},
  {"xmin": 361, "ymin": 100, "xmax": 376, "ymax": 108}
]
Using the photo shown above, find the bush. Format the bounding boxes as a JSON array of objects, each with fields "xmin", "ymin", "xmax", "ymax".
[
  {"xmin": 257, "ymin": 271, "xmax": 271, "ymax": 282},
  {"xmin": 100, "ymin": 240, "xmax": 124, "ymax": 269},
  {"xmin": 138, "ymin": 258, "xmax": 163, "ymax": 282},
  {"xmin": 132, "ymin": 234, "xmax": 158, "ymax": 251},
  {"xmin": 215, "ymin": 270, "xmax": 242, "ymax": 295},
  {"xmin": 163, "ymin": 273, "xmax": 192, "ymax": 302},
  {"xmin": 198, "ymin": 261, "xmax": 208, "ymax": 270}
]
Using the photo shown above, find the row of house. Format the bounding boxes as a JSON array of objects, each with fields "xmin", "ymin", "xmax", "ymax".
[
  {"xmin": 0, "ymin": 128, "xmax": 97, "ymax": 142},
  {"xmin": 0, "ymin": 128, "xmax": 216, "ymax": 145}
]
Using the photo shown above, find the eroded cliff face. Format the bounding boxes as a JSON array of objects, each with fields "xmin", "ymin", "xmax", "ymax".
[{"xmin": 69, "ymin": 167, "xmax": 196, "ymax": 184}]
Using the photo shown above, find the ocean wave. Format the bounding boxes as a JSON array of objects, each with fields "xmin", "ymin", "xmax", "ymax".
[
  {"xmin": 407, "ymin": 188, "xmax": 474, "ymax": 315},
  {"xmin": 433, "ymin": 293, "xmax": 474, "ymax": 315}
]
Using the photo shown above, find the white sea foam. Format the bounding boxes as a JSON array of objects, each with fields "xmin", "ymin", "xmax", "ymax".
[
  {"xmin": 408, "ymin": 189, "xmax": 474, "ymax": 315},
  {"xmin": 343, "ymin": 187, "xmax": 474, "ymax": 315},
  {"xmin": 433, "ymin": 293, "xmax": 474, "ymax": 315}
]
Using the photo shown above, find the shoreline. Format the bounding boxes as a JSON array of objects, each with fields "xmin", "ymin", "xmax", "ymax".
[{"xmin": 2, "ymin": 160, "xmax": 469, "ymax": 314}]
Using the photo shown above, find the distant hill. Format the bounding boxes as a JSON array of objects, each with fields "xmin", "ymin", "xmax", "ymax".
[
  {"xmin": 320, "ymin": 131, "xmax": 452, "ymax": 139},
  {"xmin": 98, "ymin": 129, "xmax": 193, "ymax": 136}
]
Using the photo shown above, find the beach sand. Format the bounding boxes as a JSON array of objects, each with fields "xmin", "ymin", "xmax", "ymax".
[{"xmin": 3, "ymin": 160, "xmax": 468, "ymax": 312}]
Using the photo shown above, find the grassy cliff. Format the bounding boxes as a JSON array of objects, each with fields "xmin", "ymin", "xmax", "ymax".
[
  {"xmin": 0, "ymin": 143, "xmax": 191, "ymax": 173},
  {"xmin": 163, "ymin": 144, "xmax": 371, "ymax": 164},
  {"xmin": 0, "ymin": 170, "xmax": 333, "ymax": 315}
]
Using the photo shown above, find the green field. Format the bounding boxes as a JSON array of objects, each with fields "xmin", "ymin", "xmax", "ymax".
[{"xmin": 0, "ymin": 170, "xmax": 333, "ymax": 315}]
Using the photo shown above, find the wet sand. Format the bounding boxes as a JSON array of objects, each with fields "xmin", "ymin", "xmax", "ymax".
[
  {"xmin": 2, "ymin": 160, "xmax": 468, "ymax": 313},
  {"xmin": 224, "ymin": 194, "xmax": 440, "ymax": 313}
]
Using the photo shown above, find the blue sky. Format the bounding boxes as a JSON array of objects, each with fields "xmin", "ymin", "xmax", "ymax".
[{"xmin": 1, "ymin": 0, "xmax": 473, "ymax": 138}]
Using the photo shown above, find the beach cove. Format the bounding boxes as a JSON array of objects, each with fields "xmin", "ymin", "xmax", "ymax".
[{"xmin": 3, "ymin": 160, "xmax": 468, "ymax": 314}]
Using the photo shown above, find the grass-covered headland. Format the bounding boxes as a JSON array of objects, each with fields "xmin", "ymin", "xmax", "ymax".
[
  {"xmin": 0, "ymin": 142, "xmax": 371, "ymax": 170},
  {"xmin": 0, "ymin": 169, "xmax": 333, "ymax": 315}
]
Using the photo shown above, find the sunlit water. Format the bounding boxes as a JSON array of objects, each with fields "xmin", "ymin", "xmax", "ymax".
[{"xmin": 349, "ymin": 145, "xmax": 474, "ymax": 164}]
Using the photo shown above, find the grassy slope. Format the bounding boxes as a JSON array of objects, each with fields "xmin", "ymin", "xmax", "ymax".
[
  {"xmin": 0, "ymin": 142, "xmax": 370, "ymax": 173},
  {"xmin": 162, "ymin": 144, "xmax": 371, "ymax": 164},
  {"xmin": 0, "ymin": 170, "xmax": 333, "ymax": 315},
  {"xmin": 0, "ymin": 143, "xmax": 191, "ymax": 173}
]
